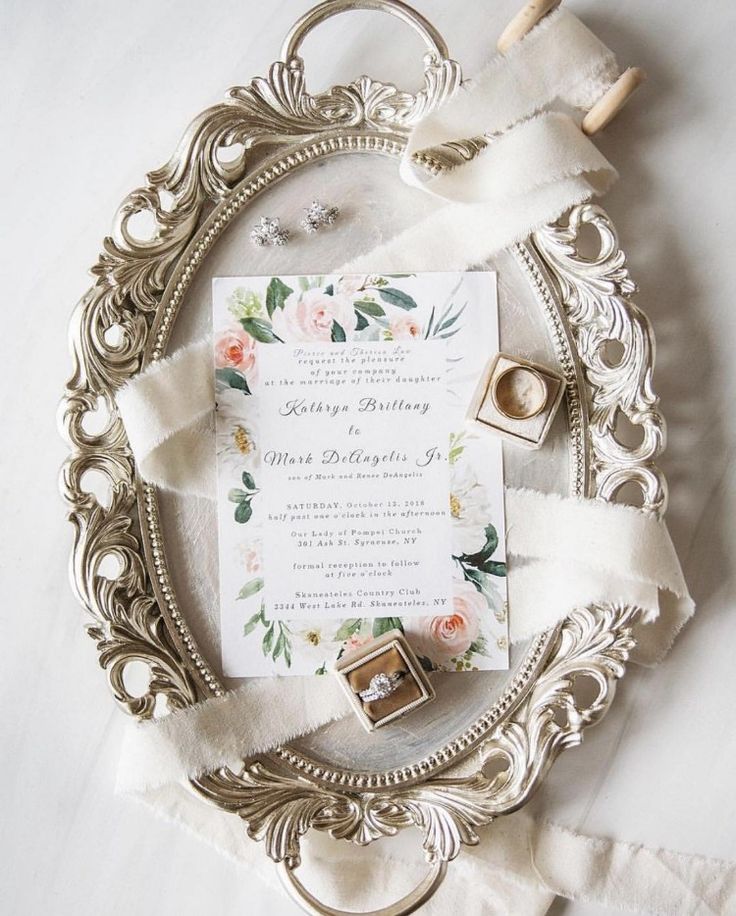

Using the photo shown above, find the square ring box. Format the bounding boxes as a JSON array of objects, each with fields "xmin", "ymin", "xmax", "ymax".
[
  {"xmin": 466, "ymin": 352, "xmax": 566, "ymax": 449},
  {"xmin": 334, "ymin": 629, "xmax": 435, "ymax": 732}
]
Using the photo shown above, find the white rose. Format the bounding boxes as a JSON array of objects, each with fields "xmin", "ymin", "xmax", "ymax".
[
  {"xmin": 336, "ymin": 275, "xmax": 368, "ymax": 297},
  {"xmin": 450, "ymin": 463, "xmax": 491, "ymax": 556},
  {"xmin": 216, "ymin": 388, "xmax": 259, "ymax": 474}
]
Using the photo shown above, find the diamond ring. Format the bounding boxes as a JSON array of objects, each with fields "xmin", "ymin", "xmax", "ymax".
[{"xmin": 358, "ymin": 671, "xmax": 406, "ymax": 703}]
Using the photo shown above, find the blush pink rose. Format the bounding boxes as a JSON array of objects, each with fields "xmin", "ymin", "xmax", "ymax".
[
  {"xmin": 272, "ymin": 289, "xmax": 358, "ymax": 342},
  {"xmin": 389, "ymin": 315, "xmax": 422, "ymax": 340},
  {"xmin": 215, "ymin": 325, "xmax": 257, "ymax": 381},
  {"xmin": 346, "ymin": 633, "xmax": 371, "ymax": 652},
  {"xmin": 405, "ymin": 581, "xmax": 484, "ymax": 663},
  {"xmin": 242, "ymin": 542, "xmax": 262, "ymax": 574}
]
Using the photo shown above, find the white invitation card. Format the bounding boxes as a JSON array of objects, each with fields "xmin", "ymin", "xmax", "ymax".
[{"xmin": 213, "ymin": 273, "xmax": 508, "ymax": 677}]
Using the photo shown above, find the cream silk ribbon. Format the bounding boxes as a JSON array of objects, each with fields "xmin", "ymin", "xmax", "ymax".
[
  {"xmin": 116, "ymin": 338, "xmax": 216, "ymax": 499},
  {"xmin": 400, "ymin": 8, "xmax": 618, "ymax": 199},
  {"xmin": 124, "ymin": 785, "xmax": 736, "ymax": 916}
]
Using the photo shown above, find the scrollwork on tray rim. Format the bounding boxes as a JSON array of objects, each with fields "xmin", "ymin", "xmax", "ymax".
[
  {"xmin": 532, "ymin": 208, "xmax": 667, "ymax": 514},
  {"xmin": 192, "ymin": 602, "xmax": 638, "ymax": 866}
]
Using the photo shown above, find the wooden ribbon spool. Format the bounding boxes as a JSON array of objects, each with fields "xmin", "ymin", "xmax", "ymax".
[{"xmin": 497, "ymin": 0, "xmax": 646, "ymax": 136}]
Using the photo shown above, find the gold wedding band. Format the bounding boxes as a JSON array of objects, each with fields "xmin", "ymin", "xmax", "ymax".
[{"xmin": 491, "ymin": 365, "xmax": 548, "ymax": 420}]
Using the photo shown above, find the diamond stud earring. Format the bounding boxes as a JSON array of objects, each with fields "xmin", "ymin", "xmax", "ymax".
[
  {"xmin": 250, "ymin": 216, "xmax": 289, "ymax": 247},
  {"xmin": 300, "ymin": 200, "xmax": 339, "ymax": 234}
]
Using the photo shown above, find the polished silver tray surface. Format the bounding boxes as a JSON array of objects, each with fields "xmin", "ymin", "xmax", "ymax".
[{"xmin": 61, "ymin": 2, "xmax": 664, "ymax": 912}]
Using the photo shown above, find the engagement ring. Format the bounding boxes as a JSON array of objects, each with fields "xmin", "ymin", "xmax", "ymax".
[{"xmin": 358, "ymin": 671, "xmax": 406, "ymax": 703}]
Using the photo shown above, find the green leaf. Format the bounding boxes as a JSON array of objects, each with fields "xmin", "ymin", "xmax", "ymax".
[
  {"xmin": 479, "ymin": 560, "xmax": 507, "ymax": 577},
  {"xmin": 262, "ymin": 624, "xmax": 275, "ymax": 655},
  {"xmin": 242, "ymin": 611, "xmax": 262, "ymax": 637},
  {"xmin": 353, "ymin": 299, "xmax": 385, "ymax": 317},
  {"xmin": 462, "ymin": 563, "xmax": 506, "ymax": 608},
  {"xmin": 234, "ymin": 500, "xmax": 253, "ymax": 524},
  {"xmin": 468, "ymin": 636, "xmax": 490, "ymax": 656},
  {"xmin": 334, "ymin": 618, "xmax": 363, "ymax": 641},
  {"xmin": 417, "ymin": 654, "xmax": 436, "ymax": 673},
  {"xmin": 237, "ymin": 577, "xmax": 264, "ymax": 600},
  {"xmin": 240, "ymin": 316, "xmax": 282, "ymax": 343},
  {"xmin": 331, "ymin": 321, "xmax": 346, "ymax": 342},
  {"xmin": 228, "ymin": 488, "xmax": 248, "ymax": 503},
  {"xmin": 372, "ymin": 616, "xmax": 404, "ymax": 638},
  {"xmin": 324, "ymin": 283, "xmax": 334, "ymax": 295},
  {"xmin": 298, "ymin": 276, "xmax": 311, "ymax": 291},
  {"xmin": 283, "ymin": 637, "xmax": 292, "ymax": 668},
  {"xmin": 377, "ymin": 287, "xmax": 418, "ymax": 310},
  {"xmin": 424, "ymin": 305, "xmax": 436, "ymax": 339},
  {"xmin": 215, "ymin": 367, "xmax": 251, "ymax": 394},
  {"xmin": 432, "ymin": 302, "xmax": 453, "ymax": 333},
  {"xmin": 242, "ymin": 471, "xmax": 256, "ymax": 490},
  {"xmin": 355, "ymin": 311, "xmax": 369, "ymax": 331},
  {"xmin": 265, "ymin": 278, "xmax": 293, "ymax": 317},
  {"xmin": 272, "ymin": 630, "xmax": 285, "ymax": 661},
  {"xmin": 315, "ymin": 662, "xmax": 327, "ymax": 676},
  {"xmin": 462, "ymin": 524, "xmax": 500, "ymax": 568},
  {"xmin": 437, "ymin": 302, "xmax": 467, "ymax": 333},
  {"xmin": 462, "ymin": 565, "xmax": 486, "ymax": 594},
  {"xmin": 479, "ymin": 524, "xmax": 499, "ymax": 558}
]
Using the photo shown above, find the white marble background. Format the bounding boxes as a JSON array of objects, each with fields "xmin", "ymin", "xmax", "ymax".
[{"xmin": 1, "ymin": 1, "xmax": 735, "ymax": 913}]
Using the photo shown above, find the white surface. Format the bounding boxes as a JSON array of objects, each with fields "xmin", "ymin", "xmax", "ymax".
[{"xmin": 1, "ymin": 1, "xmax": 735, "ymax": 914}]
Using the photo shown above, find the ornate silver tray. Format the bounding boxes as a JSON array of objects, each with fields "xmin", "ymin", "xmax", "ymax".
[{"xmin": 61, "ymin": 2, "xmax": 663, "ymax": 912}]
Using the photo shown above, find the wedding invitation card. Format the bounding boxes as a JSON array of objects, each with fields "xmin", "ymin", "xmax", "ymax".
[{"xmin": 213, "ymin": 273, "xmax": 508, "ymax": 677}]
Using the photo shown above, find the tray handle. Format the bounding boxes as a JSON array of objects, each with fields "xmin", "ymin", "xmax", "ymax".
[
  {"xmin": 280, "ymin": 0, "xmax": 451, "ymax": 67},
  {"xmin": 278, "ymin": 858, "xmax": 448, "ymax": 916}
]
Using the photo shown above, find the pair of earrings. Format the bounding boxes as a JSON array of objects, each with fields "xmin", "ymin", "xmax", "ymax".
[{"xmin": 250, "ymin": 200, "xmax": 339, "ymax": 247}]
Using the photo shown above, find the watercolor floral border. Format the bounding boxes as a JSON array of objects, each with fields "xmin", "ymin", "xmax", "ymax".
[{"xmin": 214, "ymin": 274, "xmax": 507, "ymax": 675}]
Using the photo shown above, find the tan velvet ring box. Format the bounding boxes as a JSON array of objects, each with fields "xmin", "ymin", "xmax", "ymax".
[
  {"xmin": 334, "ymin": 629, "xmax": 435, "ymax": 732},
  {"xmin": 466, "ymin": 352, "xmax": 565, "ymax": 449}
]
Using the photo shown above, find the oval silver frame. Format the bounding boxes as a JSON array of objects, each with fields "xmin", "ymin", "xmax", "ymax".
[{"xmin": 60, "ymin": 1, "xmax": 665, "ymax": 910}]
